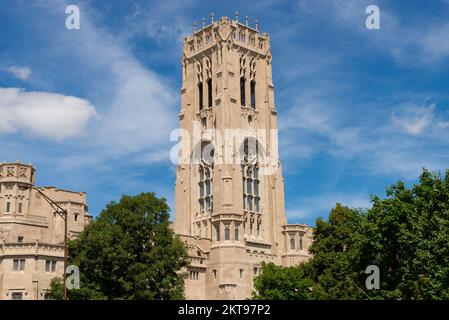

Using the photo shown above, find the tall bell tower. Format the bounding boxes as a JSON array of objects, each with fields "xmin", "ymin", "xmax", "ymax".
[{"xmin": 174, "ymin": 14, "xmax": 310, "ymax": 300}]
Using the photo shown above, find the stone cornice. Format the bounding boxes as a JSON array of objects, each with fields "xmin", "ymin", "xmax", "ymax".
[{"xmin": 0, "ymin": 242, "xmax": 64, "ymax": 258}]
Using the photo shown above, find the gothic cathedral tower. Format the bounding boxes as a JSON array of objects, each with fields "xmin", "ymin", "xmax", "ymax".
[{"xmin": 174, "ymin": 15, "xmax": 313, "ymax": 300}]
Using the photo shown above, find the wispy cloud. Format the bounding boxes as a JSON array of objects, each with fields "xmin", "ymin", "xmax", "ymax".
[
  {"xmin": 391, "ymin": 103, "xmax": 435, "ymax": 135},
  {"xmin": 5, "ymin": 66, "xmax": 31, "ymax": 80},
  {"xmin": 280, "ymin": 93, "xmax": 449, "ymax": 180},
  {"xmin": 286, "ymin": 192, "xmax": 372, "ymax": 224},
  {"xmin": 295, "ymin": 0, "xmax": 449, "ymax": 65}
]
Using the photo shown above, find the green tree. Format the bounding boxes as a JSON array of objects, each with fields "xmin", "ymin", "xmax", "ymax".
[
  {"xmin": 361, "ymin": 169, "xmax": 449, "ymax": 299},
  {"xmin": 252, "ymin": 262, "xmax": 313, "ymax": 300},
  {"xmin": 253, "ymin": 169, "xmax": 449, "ymax": 300},
  {"xmin": 304, "ymin": 203, "xmax": 366, "ymax": 299},
  {"xmin": 50, "ymin": 192, "xmax": 189, "ymax": 300}
]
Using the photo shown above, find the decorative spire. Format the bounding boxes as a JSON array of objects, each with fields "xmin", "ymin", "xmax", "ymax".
[
  {"xmin": 210, "ymin": 12, "xmax": 214, "ymax": 24},
  {"xmin": 202, "ymin": 17, "xmax": 205, "ymax": 29},
  {"xmin": 245, "ymin": 16, "xmax": 249, "ymax": 26},
  {"xmin": 193, "ymin": 21, "xmax": 197, "ymax": 33},
  {"xmin": 255, "ymin": 18, "xmax": 259, "ymax": 31},
  {"xmin": 235, "ymin": 11, "xmax": 239, "ymax": 23}
]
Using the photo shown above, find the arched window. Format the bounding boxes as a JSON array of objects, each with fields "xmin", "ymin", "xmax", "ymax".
[
  {"xmin": 216, "ymin": 224, "xmax": 220, "ymax": 241},
  {"xmin": 241, "ymin": 139, "xmax": 261, "ymax": 213},
  {"xmin": 240, "ymin": 77, "xmax": 246, "ymax": 106},
  {"xmin": 235, "ymin": 225, "xmax": 239, "ymax": 241},
  {"xmin": 224, "ymin": 224, "xmax": 230, "ymax": 240},
  {"xmin": 207, "ymin": 78, "xmax": 212, "ymax": 108},
  {"xmin": 198, "ymin": 142, "xmax": 213, "ymax": 215},
  {"xmin": 299, "ymin": 237, "xmax": 303, "ymax": 250},
  {"xmin": 198, "ymin": 82, "xmax": 203, "ymax": 110},
  {"xmin": 290, "ymin": 237, "xmax": 296, "ymax": 250},
  {"xmin": 199, "ymin": 166, "xmax": 213, "ymax": 214},
  {"xmin": 250, "ymin": 80, "xmax": 256, "ymax": 109}
]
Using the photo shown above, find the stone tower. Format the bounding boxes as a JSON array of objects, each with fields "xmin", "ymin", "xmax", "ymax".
[{"xmin": 174, "ymin": 15, "xmax": 313, "ymax": 300}]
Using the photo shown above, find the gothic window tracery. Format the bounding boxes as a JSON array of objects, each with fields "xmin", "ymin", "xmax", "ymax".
[
  {"xmin": 198, "ymin": 142, "xmax": 214, "ymax": 215},
  {"xmin": 242, "ymin": 139, "xmax": 261, "ymax": 214}
]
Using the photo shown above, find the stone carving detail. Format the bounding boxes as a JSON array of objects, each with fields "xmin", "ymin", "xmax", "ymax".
[
  {"xmin": 19, "ymin": 167, "xmax": 27, "ymax": 178},
  {"xmin": 240, "ymin": 55, "xmax": 247, "ymax": 78},
  {"xmin": 240, "ymin": 106, "xmax": 259, "ymax": 123},
  {"xmin": 0, "ymin": 228, "xmax": 10, "ymax": 242},
  {"xmin": 196, "ymin": 61, "xmax": 203, "ymax": 82},
  {"xmin": 196, "ymin": 37, "xmax": 202, "ymax": 49},
  {"xmin": 177, "ymin": 165, "xmax": 187, "ymax": 184},
  {"xmin": 205, "ymin": 31, "xmax": 212, "ymax": 44},
  {"xmin": 250, "ymin": 58, "xmax": 256, "ymax": 80},
  {"xmin": 205, "ymin": 57, "xmax": 212, "ymax": 79},
  {"xmin": 7, "ymin": 166, "xmax": 14, "ymax": 177}
]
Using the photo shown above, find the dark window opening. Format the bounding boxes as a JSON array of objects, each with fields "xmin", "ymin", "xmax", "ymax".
[
  {"xmin": 44, "ymin": 293, "xmax": 54, "ymax": 300},
  {"xmin": 11, "ymin": 292, "xmax": 23, "ymax": 300},
  {"xmin": 250, "ymin": 80, "xmax": 256, "ymax": 108},
  {"xmin": 207, "ymin": 78, "xmax": 212, "ymax": 108},
  {"xmin": 290, "ymin": 237, "xmax": 296, "ymax": 250},
  {"xmin": 6, "ymin": 202, "xmax": 11, "ymax": 213},
  {"xmin": 198, "ymin": 82, "xmax": 203, "ymax": 110},
  {"xmin": 225, "ymin": 225, "xmax": 230, "ymax": 240},
  {"xmin": 240, "ymin": 77, "xmax": 246, "ymax": 106}
]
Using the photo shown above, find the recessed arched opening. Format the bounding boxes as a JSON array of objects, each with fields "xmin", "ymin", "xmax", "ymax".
[
  {"xmin": 240, "ymin": 77, "xmax": 246, "ymax": 106},
  {"xmin": 195, "ymin": 140, "xmax": 214, "ymax": 216},
  {"xmin": 250, "ymin": 80, "xmax": 256, "ymax": 109},
  {"xmin": 207, "ymin": 78, "xmax": 212, "ymax": 108},
  {"xmin": 241, "ymin": 138, "xmax": 263, "ymax": 215},
  {"xmin": 198, "ymin": 82, "xmax": 203, "ymax": 111}
]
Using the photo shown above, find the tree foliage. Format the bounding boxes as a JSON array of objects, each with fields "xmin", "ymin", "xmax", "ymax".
[
  {"xmin": 50, "ymin": 192, "xmax": 189, "ymax": 300},
  {"xmin": 253, "ymin": 169, "xmax": 449, "ymax": 300}
]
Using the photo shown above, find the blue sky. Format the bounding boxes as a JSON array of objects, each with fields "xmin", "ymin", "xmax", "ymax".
[{"xmin": 1, "ymin": 0, "xmax": 449, "ymax": 226}]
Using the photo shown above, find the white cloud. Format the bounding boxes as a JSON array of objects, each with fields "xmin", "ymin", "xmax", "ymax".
[
  {"xmin": 0, "ymin": 87, "xmax": 97, "ymax": 141},
  {"xmin": 6, "ymin": 66, "xmax": 31, "ymax": 80},
  {"xmin": 391, "ymin": 104, "xmax": 435, "ymax": 135}
]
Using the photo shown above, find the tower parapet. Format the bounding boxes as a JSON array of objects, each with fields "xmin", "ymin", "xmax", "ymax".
[
  {"xmin": 0, "ymin": 162, "xmax": 35, "ymax": 186},
  {"xmin": 183, "ymin": 14, "xmax": 270, "ymax": 59}
]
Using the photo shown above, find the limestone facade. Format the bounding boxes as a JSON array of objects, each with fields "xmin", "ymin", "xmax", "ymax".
[
  {"xmin": 174, "ymin": 15, "xmax": 314, "ymax": 300},
  {"xmin": 0, "ymin": 162, "xmax": 91, "ymax": 300}
]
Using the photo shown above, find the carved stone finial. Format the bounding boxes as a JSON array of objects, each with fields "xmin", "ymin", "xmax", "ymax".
[
  {"xmin": 202, "ymin": 17, "xmax": 205, "ymax": 29},
  {"xmin": 211, "ymin": 12, "xmax": 214, "ymax": 24},
  {"xmin": 193, "ymin": 21, "xmax": 197, "ymax": 33},
  {"xmin": 235, "ymin": 11, "xmax": 239, "ymax": 22},
  {"xmin": 255, "ymin": 18, "xmax": 259, "ymax": 31},
  {"xmin": 245, "ymin": 16, "xmax": 249, "ymax": 26}
]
